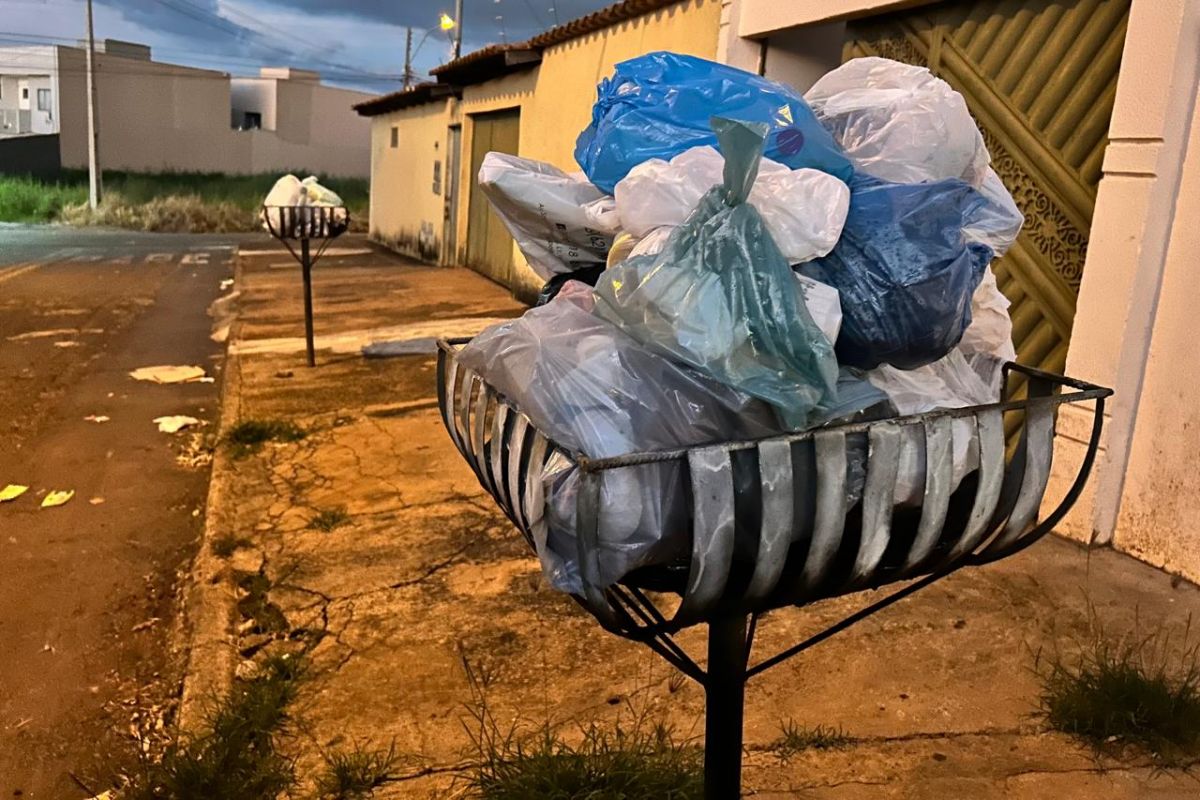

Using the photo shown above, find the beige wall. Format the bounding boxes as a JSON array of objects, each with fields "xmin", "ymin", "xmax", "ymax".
[
  {"xmin": 367, "ymin": 99, "xmax": 455, "ymax": 260},
  {"xmin": 19, "ymin": 46, "xmax": 372, "ymax": 177},
  {"xmin": 1049, "ymin": 0, "xmax": 1200, "ymax": 581}
]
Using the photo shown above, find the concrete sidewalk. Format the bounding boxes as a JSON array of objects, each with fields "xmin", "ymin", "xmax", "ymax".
[{"xmin": 188, "ymin": 237, "xmax": 1200, "ymax": 799}]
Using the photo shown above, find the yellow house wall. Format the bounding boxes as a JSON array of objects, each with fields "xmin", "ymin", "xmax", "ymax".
[
  {"xmin": 368, "ymin": 0, "xmax": 722, "ymax": 298},
  {"xmin": 521, "ymin": 0, "xmax": 724, "ymax": 170},
  {"xmin": 367, "ymin": 99, "xmax": 453, "ymax": 260}
]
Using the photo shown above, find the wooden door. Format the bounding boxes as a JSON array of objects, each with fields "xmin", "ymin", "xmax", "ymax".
[
  {"xmin": 843, "ymin": 0, "xmax": 1130, "ymax": 406},
  {"xmin": 465, "ymin": 108, "xmax": 520, "ymax": 286}
]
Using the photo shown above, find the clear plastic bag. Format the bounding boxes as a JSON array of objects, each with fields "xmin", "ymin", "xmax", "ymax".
[
  {"xmin": 800, "ymin": 174, "xmax": 993, "ymax": 370},
  {"xmin": 457, "ymin": 282, "xmax": 782, "ymax": 592},
  {"xmin": 805, "ymin": 57, "xmax": 989, "ymax": 187},
  {"xmin": 613, "ymin": 145, "xmax": 850, "ymax": 264},
  {"xmin": 575, "ymin": 52, "xmax": 853, "ymax": 193},
  {"xmin": 593, "ymin": 118, "xmax": 840, "ymax": 430},
  {"xmin": 477, "ymin": 152, "xmax": 612, "ymax": 279},
  {"xmin": 964, "ymin": 168, "xmax": 1024, "ymax": 257}
]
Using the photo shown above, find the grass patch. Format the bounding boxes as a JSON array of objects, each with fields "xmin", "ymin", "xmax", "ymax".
[
  {"xmin": 458, "ymin": 651, "xmax": 702, "ymax": 799},
  {"xmin": 769, "ymin": 721, "xmax": 853, "ymax": 760},
  {"xmin": 211, "ymin": 534, "xmax": 254, "ymax": 558},
  {"xmin": 124, "ymin": 652, "xmax": 304, "ymax": 800},
  {"xmin": 316, "ymin": 741, "xmax": 399, "ymax": 799},
  {"xmin": 225, "ymin": 418, "xmax": 307, "ymax": 458},
  {"xmin": 310, "ymin": 506, "xmax": 351, "ymax": 532},
  {"xmin": 236, "ymin": 572, "xmax": 290, "ymax": 635},
  {"xmin": 1038, "ymin": 615, "xmax": 1200, "ymax": 765},
  {"xmin": 0, "ymin": 170, "xmax": 369, "ymax": 232}
]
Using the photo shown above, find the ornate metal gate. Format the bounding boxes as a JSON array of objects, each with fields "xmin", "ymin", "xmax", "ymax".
[{"xmin": 844, "ymin": 0, "xmax": 1130, "ymax": 406}]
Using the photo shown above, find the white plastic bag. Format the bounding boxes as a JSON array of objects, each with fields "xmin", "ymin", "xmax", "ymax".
[
  {"xmin": 581, "ymin": 195, "xmax": 622, "ymax": 234},
  {"xmin": 964, "ymin": 168, "xmax": 1024, "ymax": 257},
  {"xmin": 263, "ymin": 174, "xmax": 302, "ymax": 207},
  {"xmin": 613, "ymin": 145, "xmax": 850, "ymax": 264},
  {"xmin": 477, "ymin": 152, "xmax": 613, "ymax": 280},
  {"xmin": 805, "ymin": 57, "xmax": 989, "ymax": 187}
]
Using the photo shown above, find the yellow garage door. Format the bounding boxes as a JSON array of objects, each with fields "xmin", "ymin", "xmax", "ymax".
[
  {"xmin": 465, "ymin": 108, "xmax": 521, "ymax": 287},
  {"xmin": 844, "ymin": 0, "xmax": 1130, "ymax": 406}
]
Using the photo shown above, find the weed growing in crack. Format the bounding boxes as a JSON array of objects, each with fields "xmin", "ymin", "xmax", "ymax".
[
  {"xmin": 456, "ymin": 649, "xmax": 703, "ymax": 799},
  {"xmin": 237, "ymin": 572, "xmax": 291, "ymax": 634},
  {"xmin": 315, "ymin": 740, "xmax": 399, "ymax": 799},
  {"xmin": 123, "ymin": 653, "xmax": 305, "ymax": 800},
  {"xmin": 310, "ymin": 506, "xmax": 351, "ymax": 533},
  {"xmin": 1037, "ymin": 612, "xmax": 1200, "ymax": 765},
  {"xmin": 225, "ymin": 418, "xmax": 306, "ymax": 458},
  {"xmin": 769, "ymin": 721, "xmax": 853, "ymax": 760},
  {"xmin": 211, "ymin": 534, "xmax": 254, "ymax": 558}
]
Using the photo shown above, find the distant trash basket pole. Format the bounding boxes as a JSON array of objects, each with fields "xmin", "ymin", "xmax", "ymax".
[
  {"xmin": 437, "ymin": 339, "xmax": 1111, "ymax": 799},
  {"xmin": 261, "ymin": 205, "xmax": 349, "ymax": 367}
]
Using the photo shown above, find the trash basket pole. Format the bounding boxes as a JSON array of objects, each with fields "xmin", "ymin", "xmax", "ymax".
[
  {"xmin": 300, "ymin": 236, "xmax": 315, "ymax": 368},
  {"xmin": 705, "ymin": 613, "xmax": 748, "ymax": 800}
]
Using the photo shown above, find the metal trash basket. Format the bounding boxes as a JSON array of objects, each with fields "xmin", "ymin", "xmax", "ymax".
[
  {"xmin": 436, "ymin": 337, "xmax": 1111, "ymax": 797},
  {"xmin": 261, "ymin": 204, "xmax": 349, "ymax": 240}
]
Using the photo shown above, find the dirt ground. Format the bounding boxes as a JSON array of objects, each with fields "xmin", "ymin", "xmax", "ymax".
[
  {"xmin": 190, "ymin": 241, "xmax": 1200, "ymax": 799},
  {"xmin": 0, "ymin": 229, "xmax": 236, "ymax": 797}
]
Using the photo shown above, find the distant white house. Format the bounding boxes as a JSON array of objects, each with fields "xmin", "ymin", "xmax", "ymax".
[{"xmin": 0, "ymin": 40, "xmax": 373, "ymax": 177}]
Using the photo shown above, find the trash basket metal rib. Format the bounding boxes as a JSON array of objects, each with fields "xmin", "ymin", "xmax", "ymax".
[{"xmin": 436, "ymin": 338, "xmax": 1111, "ymax": 798}]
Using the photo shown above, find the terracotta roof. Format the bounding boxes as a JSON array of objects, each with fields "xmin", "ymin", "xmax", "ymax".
[
  {"xmin": 429, "ymin": 44, "xmax": 541, "ymax": 85},
  {"xmin": 527, "ymin": 0, "xmax": 687, "ymax": 49},
  {"xmin": 353, "ymin": 82, "xmax": 458, "ymax": 117}
]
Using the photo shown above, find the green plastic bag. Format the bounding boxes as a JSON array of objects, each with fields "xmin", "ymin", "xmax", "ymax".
[{"xmin": 592, "ymin": 117, "xmax": 839, "ymax": 430}]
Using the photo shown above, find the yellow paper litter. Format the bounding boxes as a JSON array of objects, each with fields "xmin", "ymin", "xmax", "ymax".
[
  {"xmin": 0, "ymin": 484, "xmax": 29, "ymax": 503},
  {"xmin": 154, "ymin": 415, "xmax": 203, "ymax": 433},
  {"xmin": 129, "ymin": 365, "xmax": 208, "ymax": 384},
  {"xmin": 41, "ymin": 490, "xmax": 75, "ymax": 508}
]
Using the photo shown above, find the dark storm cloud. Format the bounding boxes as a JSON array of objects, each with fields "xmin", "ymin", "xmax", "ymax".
[{"xmin": 97, "ymin": 0, "xmax": 270, "ymax": 52}]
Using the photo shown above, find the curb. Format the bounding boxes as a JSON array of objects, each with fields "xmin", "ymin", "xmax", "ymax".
[{"xmin": 176, "ymin": 250, "xmax": 246, "ymax": 732}]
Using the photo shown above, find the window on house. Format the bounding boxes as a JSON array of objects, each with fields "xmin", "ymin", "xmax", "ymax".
[
  {"xmin": 36, "ymin": 88, "xmax": 51, "ymax": 112},
  {"xmin": 21, "ymin": 87, "xmax": 29, "ymax": 100},
  {"xmin": 390, "ymin": 126, "xmax": 399, "ymax": 148},
  {"xmin": 244, "ymin": 111, "xmax": 262, "ymax": 130}
]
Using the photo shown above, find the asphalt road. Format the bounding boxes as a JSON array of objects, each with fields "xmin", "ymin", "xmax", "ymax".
[{"xmin": 0, "ymin": 225, "xmax": 237, "ymax": 797}]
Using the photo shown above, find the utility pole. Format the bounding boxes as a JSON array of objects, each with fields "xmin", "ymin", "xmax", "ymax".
[
  {"xmin": 403, "ymin": 26, "xmax": 413, "ymax": 88},
  {"xmin": 84, "ymin": 0, "xmax": 101, "ymax": 209},
  {"xmin": 453, "ymin": 0, "xmax": 463, "ymax": 58}
]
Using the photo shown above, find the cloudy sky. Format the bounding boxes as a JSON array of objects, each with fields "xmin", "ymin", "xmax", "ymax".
[{"xmin": 1, "ymin": 0, "xmax": 615, "ymax": 94}]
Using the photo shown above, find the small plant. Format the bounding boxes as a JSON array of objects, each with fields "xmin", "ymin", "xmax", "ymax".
[
  {"xmin": 310, "ymin": 506, "xmax": 351, "ymax": 532},
  {"xmin": 769, "ymin": 721, "xmax": 853, "ymax": 760},
  {"xmin": 1037, "ymin": 615, "xmax": 1200, "ymax": 765},
  {"xmin": 315, "ymin": 741, "xmax": 399, "ymax": 799},
  {"xmin": 211, "ymin": 534, "xmax": 254, "ymax": 558},
  {"xmin": 124, "ymin": 653, "xmax": 305, "ymax": 800},
  {"xmin": 225, "ymin": 418, "xmax": 306, "ymax": 458},
  {"xmin": 457, "ymin": 649, "xmax": 702, "ymax": 799}
]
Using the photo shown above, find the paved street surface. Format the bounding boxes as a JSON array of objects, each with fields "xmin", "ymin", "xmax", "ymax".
[
  {"xmin": 0, "ymin": 225, "xmax": 235, "ymax": 797},
  {"xmin": 194, "ymin": 243, "xmax": 1200, "ymax": 799}
]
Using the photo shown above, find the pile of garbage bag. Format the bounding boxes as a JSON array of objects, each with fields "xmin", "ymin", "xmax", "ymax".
[
  {"xmin": 261, "ymin": 174, "xmax": 348, "ymax": 232},
  {"xmin": 459, "ymin": 52, "xmax": 1025, "ymax": 594}
]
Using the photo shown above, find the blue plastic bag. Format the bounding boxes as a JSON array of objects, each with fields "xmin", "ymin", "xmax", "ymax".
[
  {"xmin": 575, "ymin": 52, "xmax": 854, "ymax": 193},
  {"xmin": 593, "ymin": 117, "xmax": 839, "ymax": 431},
  {"xmin": 800, "ymin": 174, "xmax": 994, "ymax": 371}
]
